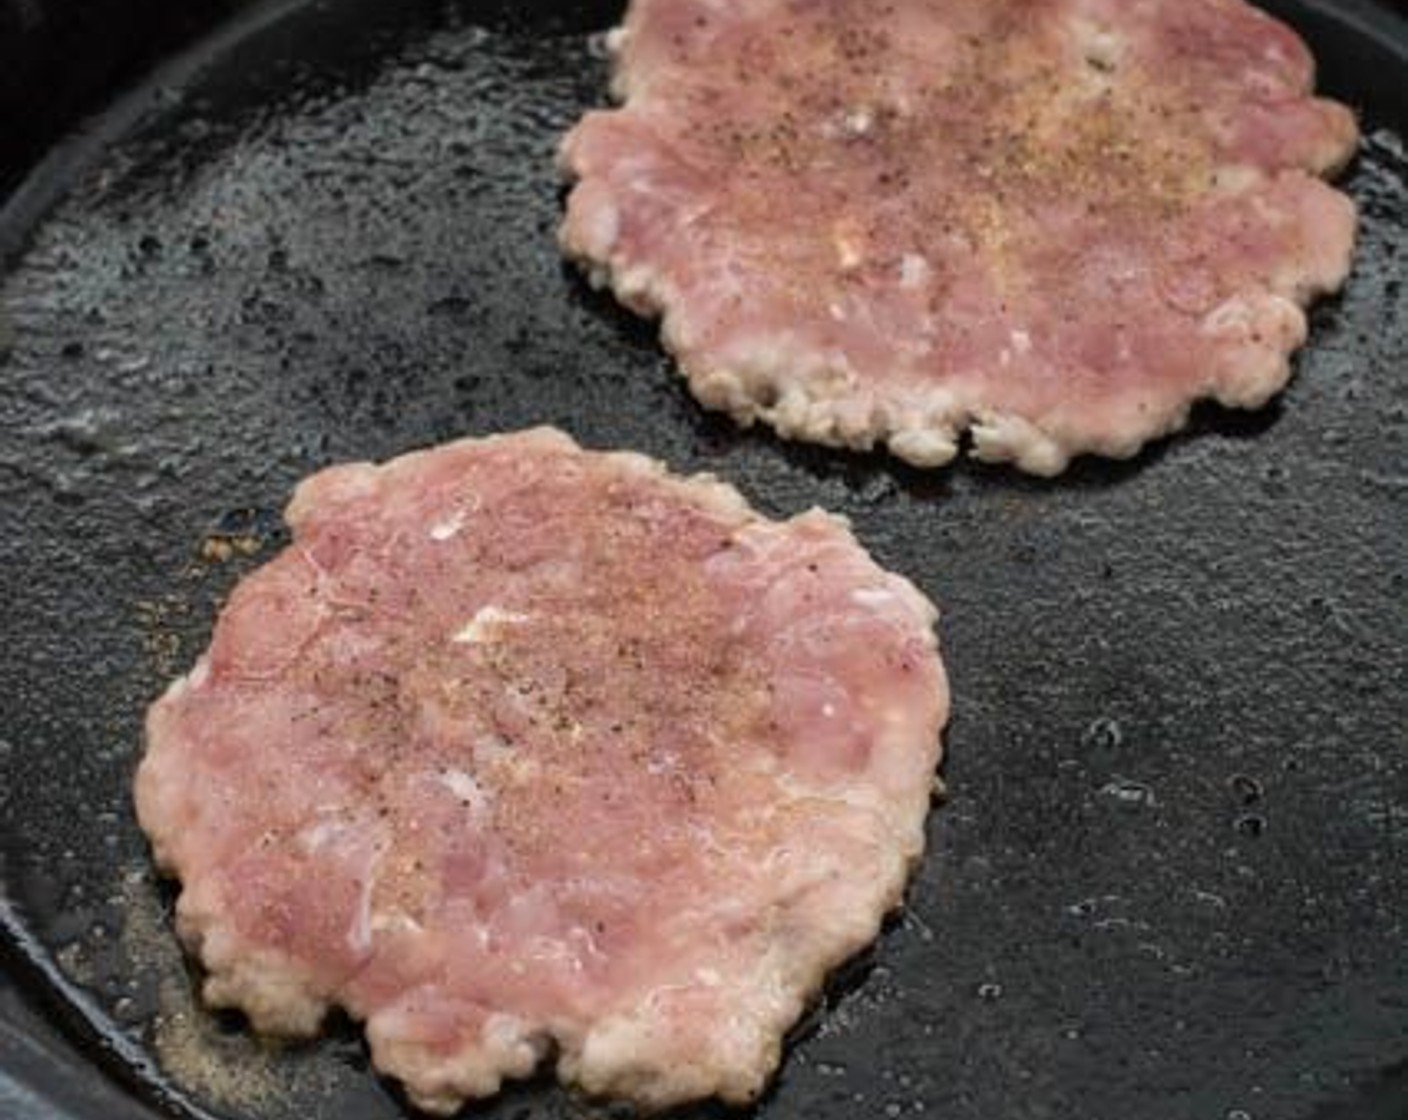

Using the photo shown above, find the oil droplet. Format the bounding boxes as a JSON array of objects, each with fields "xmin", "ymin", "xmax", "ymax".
[
  {"xmin": 858, "ymin": 474, "xmax": 898, "ymax": 504},
  {"xmin": 1081, "ymin": 717, "xmax": 1123, "ymax": 751},
  {"xmin": 1099, "ymin": 778, "xmax": 1155, "ymax": 810},
  {"xmin": 1229, "ymin": 774, "xmax": 1263, "ymax": 805},
  {"xmin": 1234, "ymin": 813, "xmax": 1266, "ymax": 837},
  {"xmin": 977, "ymin": 982, "xmax": 1003, "ymax": 1001}
]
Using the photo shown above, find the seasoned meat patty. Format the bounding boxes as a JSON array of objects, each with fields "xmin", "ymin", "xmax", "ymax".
[
  {"xmin": 134, "ymin": 428, "xmax": 948, "ymax": 1113},
  {"xmin": 559, "ymin": 0, "xmax": 1359, "ymax": 474}
]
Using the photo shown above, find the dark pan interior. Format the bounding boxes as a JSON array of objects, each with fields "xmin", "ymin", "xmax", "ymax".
[{"xmin": 1, "ymin": 1, "xmax": 1405, "ymax": 1118}]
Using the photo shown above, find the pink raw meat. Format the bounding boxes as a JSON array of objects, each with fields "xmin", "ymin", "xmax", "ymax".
[
  {"xmin": 559, "ymin": 0, "xmax": 1359, "ymax": 474},
  {"xmin": 135, "ymin": 428, "xmax": 948, "ymax": 1113}
]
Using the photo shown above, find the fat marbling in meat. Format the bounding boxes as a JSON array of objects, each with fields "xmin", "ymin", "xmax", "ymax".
[
  {"xmin": 134, "ymin": 427, "xmax": 948, "ymax": 1113},
  {"xmin": 559, "ymin": 0, "xmax": 1359, "ymax": 474}
]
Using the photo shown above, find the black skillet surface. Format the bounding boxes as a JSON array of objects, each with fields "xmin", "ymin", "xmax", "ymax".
[{"xmin": 1, "ymin": 1, "xmax": 1406, "ymax": 1118}]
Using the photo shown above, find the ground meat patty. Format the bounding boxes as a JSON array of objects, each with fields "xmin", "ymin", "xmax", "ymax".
[
  {"xmin": 134, "ymin": 428, "xmax": 948, "ymax": 1113},
  {"xmin": 559, "ymin": 0, "xmax": 1359, "ymax": 475}
]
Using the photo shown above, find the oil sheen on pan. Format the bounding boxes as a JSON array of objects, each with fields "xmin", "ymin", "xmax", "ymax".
[
  {"xmin": 133, "ymin": 428, "xmax": 950, "ymax": 1114},
  {"xmin": 558, "ymin": 0, "xmax": 1360, "ymax": 475}
]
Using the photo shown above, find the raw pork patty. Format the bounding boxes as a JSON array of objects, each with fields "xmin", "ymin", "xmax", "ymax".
[
  {"xmin": 135, "ymin": 428, "xmax": 948, "ymax": 1114},
  {"xmin": 559, "ymin": 0, "xmax": 1359, "ymax": 474}
]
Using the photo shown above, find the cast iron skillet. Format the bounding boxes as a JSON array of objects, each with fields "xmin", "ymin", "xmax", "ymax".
[{"xmin": 0, "ymin": 1, "xmax": 1405, "ymax": 1118}]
